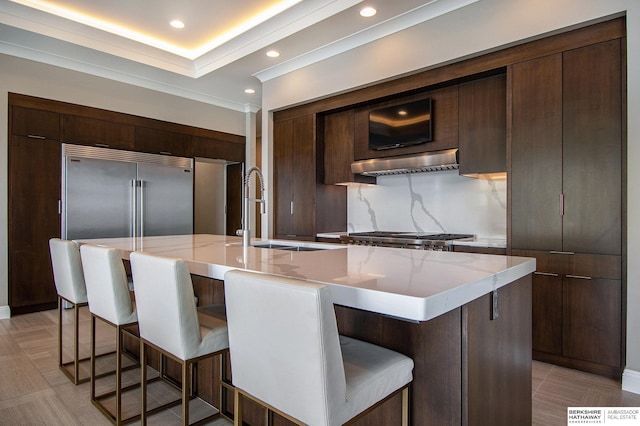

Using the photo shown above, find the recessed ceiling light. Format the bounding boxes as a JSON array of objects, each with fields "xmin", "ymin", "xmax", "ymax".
[
  {"xmin": 170, "ymin": 20, "xmax": 185, "ymax": 29},
  {"xmin": 266, "ymin": 50, "xmax": 280, "ymax": 58},
  {"xmin": 360, "ymin": 6, "xmax": 377, "ymax": 18},
  {"xmin": 244, "ymin": 88, "xmax": 256, "ymax": 94}
]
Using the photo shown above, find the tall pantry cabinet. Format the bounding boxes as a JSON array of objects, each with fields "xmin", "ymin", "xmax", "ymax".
[
  {"xmin": 273, "ymin": 114, "xmax": 317, "ymax": 240},
  {"xmin": 272, "ymin": 111, "xmax": 347, "ymax": 240},
  {"xmin": 511, "ymin": 39, "xmax": 624, "ymax": 378},
  {"xmin": 8, "ymin": 107, "xmax": 62, "ymax": 313}
]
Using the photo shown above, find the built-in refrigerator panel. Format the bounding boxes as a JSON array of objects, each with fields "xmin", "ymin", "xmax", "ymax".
[
  {"xmin": 62, "ymin": 144, "xmax": 193, "ymax": 240},
  {"xmin": 137, "ymin": 162, "xmax": 193, "ymax": 236}
]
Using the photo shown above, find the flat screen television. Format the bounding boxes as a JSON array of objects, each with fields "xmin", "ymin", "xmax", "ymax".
[{"xmin": 368, "ymin": 98, "xmax": 432, "ymax": 150}]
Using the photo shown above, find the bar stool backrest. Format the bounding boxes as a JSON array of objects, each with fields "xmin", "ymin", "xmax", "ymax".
[
  {"xmin": 49, "ymin": 238, "xmax": 87, "ymax": 304},
  {"xmin": 224, "ymin": 270, "xmax": 347, "ymax": 425},
  {"xmin": 129, "ymin": 251, "xmax": 202, "ymax": 360},
  {"xmin": 80, "ymin": 244, "xmax": 136, "ymax": 326}
]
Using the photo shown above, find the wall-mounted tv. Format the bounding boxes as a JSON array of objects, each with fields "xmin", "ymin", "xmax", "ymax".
[{"xmin": 368, "ymin": 98, "xmax": 432, "ymax": 150}]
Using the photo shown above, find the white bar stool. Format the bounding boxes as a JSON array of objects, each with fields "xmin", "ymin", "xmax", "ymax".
[
  {"xmin": 49, "ymin": 238, "xmax": 114, "ymax": 385},
  {"xmin": 129, "ymin": 251, "xmax": 230, "ymax": 426},
  {"xmin": 224, "ymin": 269, "xmax": 414, "ymax": 426},
  {"xmin": 80, "ymin": 244, "xmax": 143, "ymax": 425}
]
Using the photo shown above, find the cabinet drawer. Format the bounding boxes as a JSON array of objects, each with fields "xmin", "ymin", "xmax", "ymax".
[
  {"xmin": 454, "ymin": 245, "xmax": 506, "ymax": 255},
  {"xmin": 511, "ymin": 249, "xmax": 620, "ymax": 279}
]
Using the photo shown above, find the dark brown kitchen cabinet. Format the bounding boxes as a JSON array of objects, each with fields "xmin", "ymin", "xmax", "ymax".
[
  {"xmin": 510, "ymin": 39, "xmax": 624, "ymax": 378},
  {"xmin": 561, "ymin": 40, "xmax": 622, "ymax": 255},
  {"xmin": 8, "ymin": 134, "xmax": 61, "ymax": 314},
  {"xmin": 135, "ymin": 126, "xmax": 192, "ymax": 157},
  {"xmin": 10, "ymin": 106, "xmax": 60, "ymax": 140},
  {"xmin": 322, "ymin": 109, "xmax": 376, "ymax": 185},
  {"xmin": 511, "ymin": 40, "xmax": 622, "ymax": 255},
  {"xmin": 274, "ymin": 113, "xmax": 346, "ymax": 240},
  {"xmin": 273, "ymin": 114, "xmax": 316, "ymax": 240},
  {"xmin": 512, "ymin": 250, "xmax": 623, "ymax": 378},
  {"xmin": 453, "ymin": 245, "xmax": 506, "ymax": 255},
  {"xmin": 192, "ymin": 135, "xmax": 245, "ymax": 163},
  {"xmin": 458, "ymin": 73, "xmax": 507, "ymax": 175},
  {"xmin": 563, "ymin": 276, "xmax": 621, "ymax": 367},
  {"xmin": 323, "ymin": 109, "xmax": 355, "ymax": 185},
  {"xmin": 511, "ymin": 54, "xmax": 563, "ymax": 251},
  {"xmin": 61, "ymin": 114, "xmax": 135, "ymax": 150}
]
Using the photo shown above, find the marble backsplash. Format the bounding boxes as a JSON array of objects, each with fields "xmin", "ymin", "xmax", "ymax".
[{"xmin": 347, "ymin": 170, "xmax": 506, "ymax": 239}]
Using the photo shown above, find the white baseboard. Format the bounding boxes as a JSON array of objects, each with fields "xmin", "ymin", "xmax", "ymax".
[
  {"xmin": 0, "ymin": 305, "xmax": 10, "ymax": 319},
  {"xmin": 622, "ymin": 368, "xmax": 640, "ymax": 395}
]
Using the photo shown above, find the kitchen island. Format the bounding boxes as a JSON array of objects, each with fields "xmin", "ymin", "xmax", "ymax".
[{"xmin": 79, "ymin": 234, "xmax": 535, "ymax": 426}]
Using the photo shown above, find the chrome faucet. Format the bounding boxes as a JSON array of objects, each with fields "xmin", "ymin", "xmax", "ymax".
[{"xmin": 240, "ymin": 166, "xmax": 265, "ymax": 249}]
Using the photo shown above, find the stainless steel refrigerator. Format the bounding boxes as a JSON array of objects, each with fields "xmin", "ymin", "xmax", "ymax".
[{"xmin": 62, "ymin": 144, "xmax": 193, "ymax": 240}]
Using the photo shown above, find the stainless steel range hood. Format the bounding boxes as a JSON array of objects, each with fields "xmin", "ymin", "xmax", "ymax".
[{"xmin": 351, "ymin": 149, "xmax": 459, "ymax": 177}]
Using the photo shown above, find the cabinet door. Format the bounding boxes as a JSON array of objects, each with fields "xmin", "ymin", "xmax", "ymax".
[
  {"xmin": 458, "ymin": 73, "xmax": 506, "ymax": 175},
  {"xmin": 8, "ymin": 135, "xmax": 61, "ymax": 311},
  {"xmin": 192, "ymin": 135, "xmax": 245, "ymax": 163},
  {"xmin": 511, "ymin": 55, "xmax": 563, "ymax": 251},
  {"xmin": 562, "ymin": 40, "xmax": 622, "ymax": 255},
  {"xmin": 11, "ymin": 106, "xmax": 60, "ymax": 140},
  {"xmin": 273, "ymin": 115, "xmax": 316, "ymax": 239},
  {"xmin": 563, "ymin": 277, "xmax": 621, "ymax": 367},
  {"xmin": 323, "ymin": 110, "xmax": 355, "ymax": 185},
  {"xmin": 62, "ymin": 114, "xmax": 135, "ymax": 150},
  {"xmin": 532, "ymin": 272, "xmax": 563, "ymax": 355},
  {"xmin": 135, "ymin": 126, "xmax": 192, "ymax": 158},
  {"xmin": 291, "ymin": 114, "xmax": 316, "ymax": 238},
  {"xmin": 274, "ymin": 119, "xmax": 294, "ymax": 237}
]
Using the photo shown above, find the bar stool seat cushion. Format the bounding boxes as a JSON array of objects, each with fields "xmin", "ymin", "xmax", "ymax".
[
  {"xmin": 195, "ymin": 305, "xmax": 228, "ymax": 358},
  {"xmin": 198, "ymin": 304, "xmax": 227, "ymax": 331},
  {"xmin": 340, "ymin": 335, "xmax": 413, "ymax": 422}
]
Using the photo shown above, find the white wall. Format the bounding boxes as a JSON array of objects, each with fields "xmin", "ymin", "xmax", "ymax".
[
  {"xmin": 194, "ymin": 160, "xmax": 227, "ymax": 235},
  {"xmin": 260, "ymin": 0, "xmax": 640, "ymax": 390},
  {"xmin": 0, "ymin": 54, "xmax": 246, "ymax": 312}
]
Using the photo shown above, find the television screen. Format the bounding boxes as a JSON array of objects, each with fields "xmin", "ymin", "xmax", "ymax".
[{"xmin": 368, "ymin": 98, "xmax": 432, "ymax": 150}]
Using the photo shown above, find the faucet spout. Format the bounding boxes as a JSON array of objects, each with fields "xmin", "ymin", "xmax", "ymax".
[{"xmin": 242, "ymin": 166, "xmax": 265, "ymax": 249}]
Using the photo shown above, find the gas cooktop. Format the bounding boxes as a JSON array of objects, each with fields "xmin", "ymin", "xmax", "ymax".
[
  {"xmin": 340, "ymin": 231, "xmax": 475, "ymax": 250},
  {"xmin": 346, "ymin": 231, "xmax": 474, "ymax": 240}
]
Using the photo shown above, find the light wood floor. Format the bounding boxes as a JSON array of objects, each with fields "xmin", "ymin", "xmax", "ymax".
[{"xmin": 1, "ymin": 307, "xmax": 639, "ymax": 425}]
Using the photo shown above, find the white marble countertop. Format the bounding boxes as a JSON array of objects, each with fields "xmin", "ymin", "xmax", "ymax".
[{"xmin": 78, "ymin": 234, "xmax": 534, "ymax": 322}]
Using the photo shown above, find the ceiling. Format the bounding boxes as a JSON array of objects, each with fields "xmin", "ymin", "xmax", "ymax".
[{"xmin": 0, "ymin": 0, "xmax": 478, "ymax": 112}]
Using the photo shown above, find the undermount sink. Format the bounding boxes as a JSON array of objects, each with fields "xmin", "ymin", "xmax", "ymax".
[{"xmin": 251, "ymin": 242, "xmax": 326, "ymax": 252}]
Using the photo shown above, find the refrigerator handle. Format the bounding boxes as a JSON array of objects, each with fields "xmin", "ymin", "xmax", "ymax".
[
  {"xmin": 139, "ymin": 180, "xmax": 145, "ymax": 238},
  {"xmin": 131, "ymin": 179, "xmax": 138, "ymax": 238}
]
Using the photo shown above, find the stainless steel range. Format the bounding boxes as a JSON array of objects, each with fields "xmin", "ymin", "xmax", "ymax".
[{"xmin": 340, "ymin": 231, "xmax": 474, "ymax": 251}]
